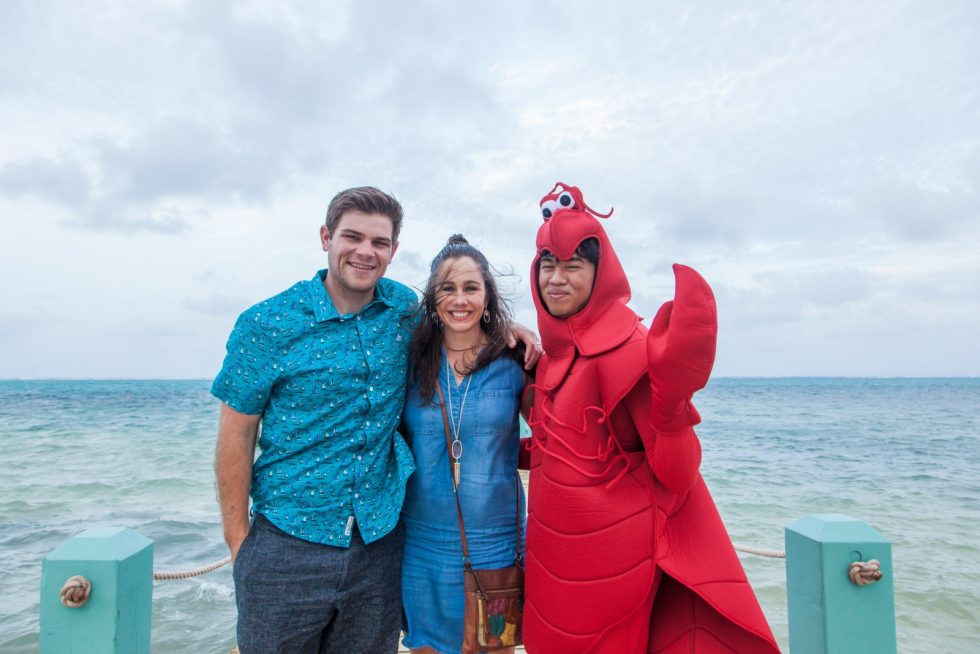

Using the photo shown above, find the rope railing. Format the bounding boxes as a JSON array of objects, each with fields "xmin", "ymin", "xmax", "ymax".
[
  {"xmin": 152, "ymin": 556, "xmax": 231, "ymax": 580},
  {"xmin": 148, "ymin": 541, "xmax": 786, "ymax": 584},
  {"xmin": 732, "ymin": 542, "xmax": 786, "ymax": 558},
  {"xmin": 144, "ymin": 519, "xmax": 877, "ymax": 577},
  {"xmin": 730, "ymin": 543, "xmax": 883, "ymax": 588},
  {"xmin": 147, "ymin": 548, "xmax": 885, "ymax": 589},
  {"xmin": 150, "ymin": 543, "xmax": 789, "ymax": 581}
]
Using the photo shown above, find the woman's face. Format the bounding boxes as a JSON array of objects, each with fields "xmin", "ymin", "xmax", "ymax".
[
  {"xmin": 434, "ymin": 256, "xmax": 487, "ymax": 337},
  {"xmin": 538, "ymin": 254, "xmax": 596, "ymax": 318}
]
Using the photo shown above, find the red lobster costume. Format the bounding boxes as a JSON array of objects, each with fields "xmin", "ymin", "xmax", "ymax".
[{"xmin": 522, "ymin": 183, "xmax": 780, "ymax": 653}]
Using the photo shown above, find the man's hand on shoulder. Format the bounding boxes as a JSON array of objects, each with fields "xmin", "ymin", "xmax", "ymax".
[{"xmin": 508, "ymin": 322, "xmax": 543, "ymax": 370}]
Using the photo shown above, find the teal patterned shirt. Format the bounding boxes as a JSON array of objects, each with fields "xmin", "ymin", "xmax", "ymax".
[{"xmin": 212, "ymin": 270, "xmax": 418, "ymax": 546}]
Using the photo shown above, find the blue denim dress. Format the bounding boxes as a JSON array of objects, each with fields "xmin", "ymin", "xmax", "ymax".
[{"xmin": 401, "ymin": 352, "xmax": 526, "ymax": 654}]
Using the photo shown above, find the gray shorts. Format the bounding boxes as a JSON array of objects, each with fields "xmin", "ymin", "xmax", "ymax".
[{"xmin": 233, "ymin": 513, "xmax": 404, "ymax": 654}]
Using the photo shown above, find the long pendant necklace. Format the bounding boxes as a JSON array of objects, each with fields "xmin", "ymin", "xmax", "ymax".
[{"xmin": 445, "ymin": 351, "xmax": 473, "ymax": 488}]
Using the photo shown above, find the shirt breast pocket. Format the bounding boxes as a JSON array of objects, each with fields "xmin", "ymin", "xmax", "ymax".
[{"xmin": 474, "ymin": 389, "xmax": 519, "ymax": 436}]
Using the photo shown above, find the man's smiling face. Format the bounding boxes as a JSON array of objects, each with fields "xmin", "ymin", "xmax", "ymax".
[{"xmin": 320, "ymin": 210, "xmax": 398, "ymax": 302}]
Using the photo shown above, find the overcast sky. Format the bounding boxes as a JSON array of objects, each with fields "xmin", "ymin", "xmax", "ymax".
[{"xmin": 1, "ymin": 0, "xmax": 978, "ymax": 378}]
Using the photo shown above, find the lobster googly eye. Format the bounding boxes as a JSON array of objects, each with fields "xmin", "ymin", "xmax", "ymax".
[
  {"xmin": 558, "ymin": 192, "xmax": 576, "ymax": 209},
  {"xmin": 541, "ymin": 200, "xmax": 559, "ymax": 220}
]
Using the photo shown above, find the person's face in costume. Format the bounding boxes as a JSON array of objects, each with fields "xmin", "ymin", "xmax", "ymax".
[
  {"xmin": 434, "ymin": 256, "xmax": 487, "ymax": 337},
  {"xmin": 538, "ymin": 252, "xmax": 596, "ymax": 318}
]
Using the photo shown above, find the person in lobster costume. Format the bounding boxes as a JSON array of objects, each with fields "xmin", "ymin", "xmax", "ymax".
[{"xmin": 521, "ymin": 182, "xmax": 780, "ymax": 653}]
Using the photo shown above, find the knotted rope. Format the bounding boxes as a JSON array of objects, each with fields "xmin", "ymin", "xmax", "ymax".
[
  {"xmin": 153, "ymin": 556, "xmax": 231, "ymax": 580},
  {"xmin": 848, "ymin": 559, "xmax": 883, "ymax": 586},
  {"xmin": 729, "ymin": 544, "xmax": 884, "ymax": 590},
  {"xmin": 60, "ymin": 576, "xmax": 92, "ymax": 607},
  {"xmin": 732, "ymin": 543, "xmax": 786, "ymax": 558}
]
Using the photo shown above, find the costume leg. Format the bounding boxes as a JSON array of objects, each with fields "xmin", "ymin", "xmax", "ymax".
[{"xmin": 648, "ymin": 573, "xmax": 777, "ymax": 653}]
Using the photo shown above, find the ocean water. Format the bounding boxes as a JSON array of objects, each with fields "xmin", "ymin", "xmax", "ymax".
[{"xmin": 1, "ymin": 378, "xmax": 978, "ymax": 652}]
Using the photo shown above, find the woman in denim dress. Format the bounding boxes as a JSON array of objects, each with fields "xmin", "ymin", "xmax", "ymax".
[{"xmin": 401, "ymin": 235, "xmax": 528, "ymax": 654}]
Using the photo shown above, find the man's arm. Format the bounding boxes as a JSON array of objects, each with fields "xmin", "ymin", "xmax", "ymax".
[{"xmin": 215, "ymin": 402, "xmax": 261, "ymax": 561}]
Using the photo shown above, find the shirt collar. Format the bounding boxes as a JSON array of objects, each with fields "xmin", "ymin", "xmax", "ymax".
[{"xmin": 308, "ymin": 269, "xmax": 400, "ymax": 322}]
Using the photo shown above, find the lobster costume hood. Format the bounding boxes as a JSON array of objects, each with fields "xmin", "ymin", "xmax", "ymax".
[
  {"xmin": 532, "ymin": 185, "xmax": 638, "ymax": 391},
  {"xmin": 522, "ymin": 183, "xmax": 779, "ymax": 653}
]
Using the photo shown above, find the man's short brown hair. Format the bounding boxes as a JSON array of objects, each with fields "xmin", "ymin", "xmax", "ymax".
[{"xmin": 325, "ymin": 187, "xmax": 404, "ymax": 242}]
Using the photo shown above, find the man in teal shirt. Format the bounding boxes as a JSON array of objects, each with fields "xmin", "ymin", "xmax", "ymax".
[{"xmin": 213, "ymin": 187, "xmax": 417, "ymax": 653}]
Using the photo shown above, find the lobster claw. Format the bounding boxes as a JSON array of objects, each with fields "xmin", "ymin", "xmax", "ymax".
[{"xmin": 647, "ymin": 264, "xmax": 717, "ymax": 431}]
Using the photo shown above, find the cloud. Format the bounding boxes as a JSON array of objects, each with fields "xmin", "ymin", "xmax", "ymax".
[
  {"xmin": 0, "ymin": 114, "xmax": 285, "ymax": 233},
  {"xmin": 0, "ymin": 153, "xmax": 191, "ymax": 233},
  {"xmin": 0, "ymin": 311, "xmax": 45, "ymax": 342},
  {"xmin": 93, "ymin": 117, "xmax": 279, "ymax": 203},
  {"xmin": 714, "ymin": 267, "xmax": 876, "ymax": 326},
  {"xmin": 173, "ymin": 0, "xmax": 509, "ymax": 178},
  {"xmin": 192, "ymin": 270, "xmax": 217, "ymax": 283},
  {"xmin": 181, "ymin": 292, "xmax": 253, "ymax": 317},
  {"xmin": 898, "ymin": 272, "xmax": 979, "ymax": 304},
  {"xmin": 644, "ymin": 179, "xmax": 760, "ymax": 245},
  {"xmin": 0, "ymin": 157, "xmax": 92, "ymax": 205},
  {"xmin": 856, "ymin": 179, "xmax": 979, "ymax": 241},
  {"xmin": 391, "ymin": 249, "xmax": 426, "ymax": 276}
]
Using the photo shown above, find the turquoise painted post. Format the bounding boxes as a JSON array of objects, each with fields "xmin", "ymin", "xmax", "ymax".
[
  {"xmin": 40, "ymin": 527, "xmax": 153, "ymax": 654},
  {"xmin": 785, "ymin": 514, "xmax": 896, "ymax": 654}
]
